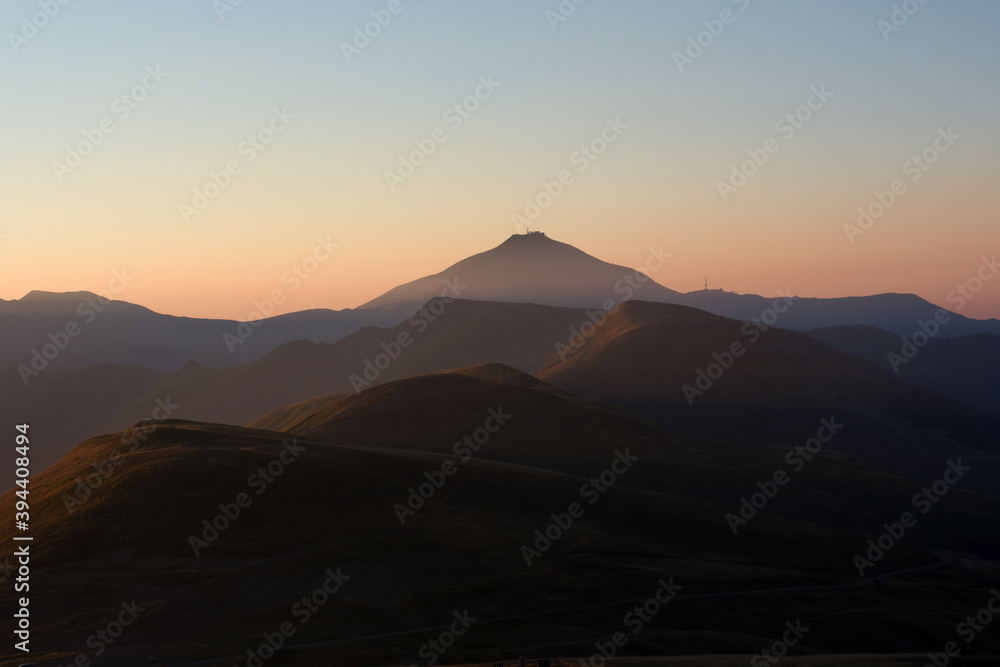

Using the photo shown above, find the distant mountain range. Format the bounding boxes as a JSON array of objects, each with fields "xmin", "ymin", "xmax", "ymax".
[
  {"xmin": 361, "ymin": 232, "xmax": 1000, "ymax": 336},
  {"xmin": 3, "ymin": 233, "xmax": 997, "ymax": 377},
  {"xmin": 3, "ymin": 232, "xmax": 998, "ymax": 483},
  {"xmin": 0, "ymin": 289, "xmax": 401, "ymax": 373},
  {"xmin": 5, "ymin": 233, "xmax": 1000, "ymax": 663},
  {"xmin": 805, "ymin": 325, "xmax": 1000, "ymax": 414}
]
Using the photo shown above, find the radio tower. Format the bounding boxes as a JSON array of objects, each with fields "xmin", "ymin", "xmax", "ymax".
[{"xmin": 704, "ymin": 276, "xmax": 708, "ymax": 290}]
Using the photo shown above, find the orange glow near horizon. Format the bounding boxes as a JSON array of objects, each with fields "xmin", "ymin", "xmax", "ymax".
[
  {"xmin": 5, "ymin": 224, "xmax": 998, "ymax": 322},
  {"xmin": 2, "ymin": 2, "xmax": 998, "ymax": 322}
]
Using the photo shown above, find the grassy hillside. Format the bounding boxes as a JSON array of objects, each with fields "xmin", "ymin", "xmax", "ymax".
[{"xmin": 5, "ymin": 368, "xmax": 999, "ymax": 664}]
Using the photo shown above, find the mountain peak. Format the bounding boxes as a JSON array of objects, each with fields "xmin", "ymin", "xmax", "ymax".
[
  {"xmin": 21, "ymin": 290, "xmax": 100, "ymax": 301},
  {"xmin": 358, "ymin": 233, "xmax": 680, "ymax": 311},
  {"xmin": 499, "ymin": 230, "xmax": 552, "ymax": 245}
]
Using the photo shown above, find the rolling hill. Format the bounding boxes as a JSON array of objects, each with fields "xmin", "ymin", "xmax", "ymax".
[
  {"xmin": 7, "ymin": 296, "xmax": 998, "ymax": 489},
  {"xmin": 3, "ymin": 367, "xmax": 999, "ymax": 664},
  {"xmin": 535, "ymin": 300, "xmax": 1000, "ymax": 492},
  {"xmin": 0, "ymin": 289, "xmax": 401, "ymax": 373},
  {"xmin": 806, "ymin": 325, "xmax": 1000, "ymax": 414},
  {"xmin": 0, "ymin": 299, "xmax": 592, "ymax": 477}
]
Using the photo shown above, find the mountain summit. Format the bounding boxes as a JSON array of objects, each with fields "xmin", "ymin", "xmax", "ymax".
[
  {"xmin": 360, "ymin": 233, "xmax": 1000, "ymax": 336},
  {"xmin": 359, "ymin": 231, "xmax": 679, "ymax": 312}
]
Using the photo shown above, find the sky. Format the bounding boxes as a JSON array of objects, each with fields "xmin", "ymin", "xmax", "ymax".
[{"xmin": 2, "ymin": 0, "xmax": 998, "ymax": 320}]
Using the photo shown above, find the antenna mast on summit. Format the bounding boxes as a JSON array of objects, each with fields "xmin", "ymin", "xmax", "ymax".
[{"xmin": 705, "ymin": 276, "xmax": 708, "ymax": 290}]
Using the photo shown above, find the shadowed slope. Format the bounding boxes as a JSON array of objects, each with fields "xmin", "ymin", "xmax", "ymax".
[
  {"xmin": 3, "ymin": 370, "xmax": 1000, "ymax": 664},
  {"xmin": 1, "ymin": 300, "xmax": 588, "ymax": 478},
  {"xmin": 806, "ymin": 325, "xmax": 1000, "ymax": 414},
  {"xmin": 536, "ymin": 300, "xmax": 1000, "ymax": 491}
]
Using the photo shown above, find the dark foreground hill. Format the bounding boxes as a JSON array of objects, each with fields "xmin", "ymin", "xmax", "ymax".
[{"xmin": 2, "ymin": 366, "xmax": 999, "ymax": 664}]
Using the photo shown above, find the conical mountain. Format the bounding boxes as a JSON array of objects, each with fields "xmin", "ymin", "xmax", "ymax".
[{"xmin": 359, "ymin": 232, "xmax": 679, "ymax": 312}]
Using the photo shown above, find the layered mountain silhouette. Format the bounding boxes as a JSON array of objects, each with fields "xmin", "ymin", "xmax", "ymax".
[
  {"xmin": 360, "ymin": 233, "xmax": 1000, "ymax": 335},
  {"xmin": 3, "ymin": 366, "xmax": 999, "ymax": 664},
  {"xmin": 0, "ymin": 289, "xmax": 401, "ymax": 373},
  {"xmin": 5, "ymin": 228, "xmax": 1000, "ymax": 663},
  {"xmin": 0, "ymin": 299, "xmax": 590, "ymax": 475},
  {"xmin": 806, "ymin": 325, "xmax": 1000, "ymax": 414},
  {"xmin": 534, "ymin": 300, "xmax": 1000, "ymax": 490},
  {"xmin": 7, "ymin": 297, "xmax": 999, "ymax": 494},
  {"xmin": 5, "ymin": 234, "xmax": 997, "ymax": 382}
]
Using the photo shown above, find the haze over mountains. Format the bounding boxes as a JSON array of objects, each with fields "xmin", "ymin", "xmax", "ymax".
[
  {"xmin": 5, "ymin": 296, "xmax": 999, "ymax": 494},
  {"xmin": 0, "ymin": 299, "xmax": 597, "ymax": 474},
  {"xmin": 4, "ymin": 233, "xmax": 1000, "ymax": 663},
  {"xmin": 360, "ymin": 233, "xmax": 1000, "ymax": 336},
  {"xmin": 0, "ymin": 289, "xmax": 401, "ymax": 373},
  {"xmin": 4, "ymin": 233, "xmax": 997, "ymax": 377},
  {"xmin": 806, "ymin": 325, "xmax": 1000, "ymax": 414},
  {"xmin": 4, "ymin": 234, "xmax": 999, "ymax": 479}
]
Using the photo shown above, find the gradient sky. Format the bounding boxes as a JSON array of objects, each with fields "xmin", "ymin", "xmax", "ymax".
[{"xmin": 2, "ymin": 0, "xmax": 998, "ymax": 320}]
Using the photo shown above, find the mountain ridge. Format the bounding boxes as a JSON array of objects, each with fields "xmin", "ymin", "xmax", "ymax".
[{"xmin": 4, "ymin": 234, "xmax": 997, "ymax": 378}]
